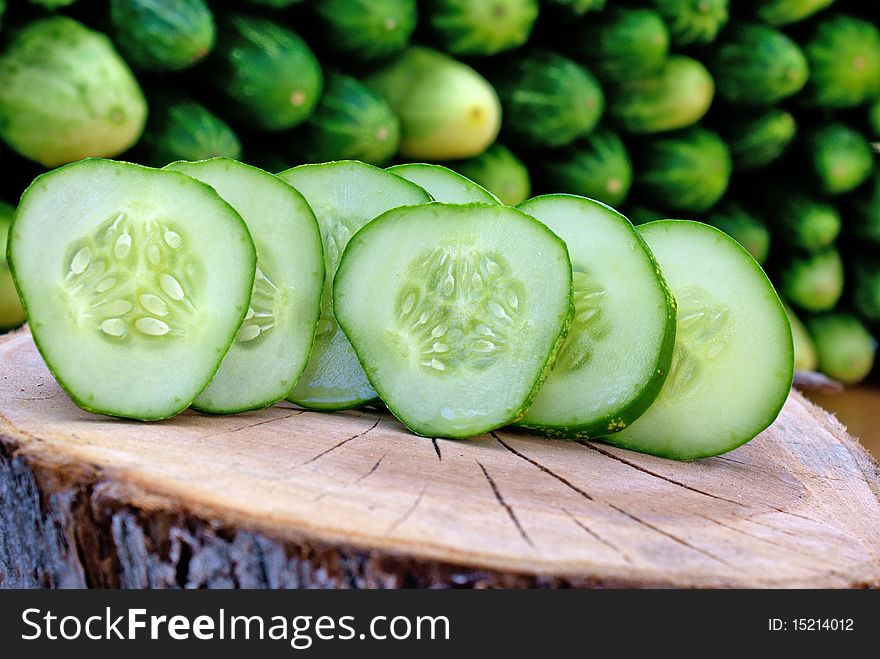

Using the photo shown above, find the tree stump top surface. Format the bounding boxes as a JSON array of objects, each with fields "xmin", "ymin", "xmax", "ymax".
[{"xmin": 2, "ymin": 329, "xmax": 879, "ymax": 588}]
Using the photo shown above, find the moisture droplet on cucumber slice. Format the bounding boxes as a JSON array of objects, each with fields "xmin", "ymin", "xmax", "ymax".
[
  {"xmin": 7, "ymin": 159, "xmax": 256, "ymax": 420},
  {"xmin": 387, "ymin": 163, "xmax": 499, "ymax": 204},
  {"xmin": 277, "ymin": 160, "xmax": 431, "ymax": 410},
  {"xmin": 517, "ymin": 194, "xmax": 676, "ymax": 438},
  {"xmin": 166, "ymin": 158, "xmax": 323, "ymax": 414},
  {"xmin": 606, "ymin": 221, "xmax": 793, "ymax": 460},
  {"xmin": 334, "ymin": 202, "xmax": 573, "ymax": 438}
]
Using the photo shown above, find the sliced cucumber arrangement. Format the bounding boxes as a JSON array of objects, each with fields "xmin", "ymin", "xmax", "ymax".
[
  {"xmin": 167, "ymin": 158, "xmax": 324, "ymax": 413},
  {"xmin": 277, "ymin": 160, "xmax": 431, "ymax": 410},
  {"xmin": 387, "ymin": 163, "xmax": 499, "ymax": 204},
  {"xmin": 605, "ymin": 221, "xmax": 793, "ymax": 460},
  {"xmin": 334, "ymin": 202, "xmax": 572, "ymax": 438},
  {"xmin": 7, "ymin": 155, "xmax": 797, "ymax": 461},
  {"xmin": 7, "ymin": 159, "xmax": 255, "ymax": 420},
  {"xmin": 517, "ymin": 195, "xmax": 676, "ymax": 437}
]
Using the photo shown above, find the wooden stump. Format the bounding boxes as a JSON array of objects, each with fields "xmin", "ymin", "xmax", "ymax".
[{"xmin": 1, "ymin": 328, "xmax": 879, "ymax": 588}]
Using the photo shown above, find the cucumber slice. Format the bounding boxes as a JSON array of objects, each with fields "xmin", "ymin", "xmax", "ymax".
[
  {"xmin": 387, "ymin": 163, "xmax": 499, "ymax": 204},
  {"xmin": 7, "ymin": 159, "xmax": 255, "ymax": 420},
  {"xmin": 605, "ymin": 221, "xmax": 793, "ymax": 460},
  {"xmin": 166, "ymin": 158, "xmax": 323, "ymax": 414},
  {"xmin": 277, "ymin": 161, "xmax": 431, "ymax": 410},
  {"xmin": 334, "ymin": 202, "xmax": 573, "ymax": 438},
  {"xmin": 516, "ymin": 195, "xmax": 676, "ymax": 438}
]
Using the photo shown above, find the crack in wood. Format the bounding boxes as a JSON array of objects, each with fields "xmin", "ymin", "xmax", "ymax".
[
  {"xmin": 697, "ymin": 514, "xmax": 851, "ymax": 578},
  {"xmin": 431, "ymin": 438, "xmax": 442, "ymax": 462},
  {"xmin": 605, "ymin": 503, "xmax": 734, "ymax": 568},
  {"xmin": 302, "ymin": 417, "xmax": 381, "ymax": 466},
  {"xmin": 715, "ymin": 455, "xmax": 752, "ymax": 467},
  {"xmin": 355, "ymin": 453, "xmax": 387, "ymax": 484},
  {"xmin": 308, "ymin": 453, "xmax": 389, "ymax": 504},
  {"xmin": 560, "ymin": 508, "xmax": 634, "ymax": 565},
  {"xmin": 386, "ymin": 484, "xmax": 428, "ymax": 535},
  {"xmin": 578, "ymin": 441, "xmax": 748, "ymax": 508},
  {"xmin": 493, "ymin": 434, "xmax": 594, "ymax": 501},
  {"xmin": 196, "ymin": 411, "xmax": 306, "ymax": 441},
  {"xmin": 477, "ymin": 461, "xmax": 535, "ymax": 550}
]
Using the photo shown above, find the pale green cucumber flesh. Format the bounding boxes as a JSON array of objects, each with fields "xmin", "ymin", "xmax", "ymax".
[
  {"xmin": 606, "ymin": 221, "xmax": 793, "ymax": 460},
  {"xmin": 387, "ymin": 163, "xmax": 500, "ymax": 204},
  {"xmin": 517, "ymin": 194, "xmax": 676, "ymax": 437},
  {"xmin": 167, "ymin": 158, "xmax": 324, "ymax": 414},
  {"xmin": 334, "ymin": 202, "xmax": 573, "ymax": 438},
  {"xmin": 7, "ymin": 159, "xmax": 256, "ymax": 420},
  {"xmin": 277, "ymin": 160, "xmax": 431, "ymax": 410}
]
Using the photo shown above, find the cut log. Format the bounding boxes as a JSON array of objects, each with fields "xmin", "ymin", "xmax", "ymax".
[{"xmin": 1, "ymin": 328, "xmax": 878, "ymax": 588}]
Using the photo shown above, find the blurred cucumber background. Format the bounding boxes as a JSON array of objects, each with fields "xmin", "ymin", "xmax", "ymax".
[{"xmin": 0, "ymin": 0, "xmax": 878, "ymax": 389}]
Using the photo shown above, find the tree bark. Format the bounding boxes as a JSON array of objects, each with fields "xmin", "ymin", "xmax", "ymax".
[{"xmin": 2, "ymin": 329, "xmax": 879, "ymax": 589}]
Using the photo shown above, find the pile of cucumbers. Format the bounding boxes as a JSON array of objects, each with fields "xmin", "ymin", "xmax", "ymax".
[
  {"xmin": 0, "ymin": 0, "xmax": 876, "ymax": 388},
  {"xmin": 7, "ymin": 156, "xmax": 793, "ymax": 460}
]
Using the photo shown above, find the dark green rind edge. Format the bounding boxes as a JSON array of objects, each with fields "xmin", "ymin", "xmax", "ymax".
[
  {"xmin": 514, "ymin": 193, "xmax": 677, "ymax": 439},
  {"xmin": 6, "ymin": 158, "xmax": 257, "ymax": 421},
  {"xmin": 278, "ymin": 159, "xmax": 432, "ymax": 412},
  {"xmin": 386, "ymin": 163, "xmax": 501, "ymax": 204},
  {"xmin": 333, "ymin": 201, "xmax": 575, "ymax": 439},
  {"xmin": 601, "ymin": 219, "xmax": 794, "ymax": 461},
  {"xmin": 165, "ymin": 157, "xmax": 325, "ymax": 415}
]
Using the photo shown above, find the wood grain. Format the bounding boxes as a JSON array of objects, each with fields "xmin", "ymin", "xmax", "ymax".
[{"xmin": 1, "ymin": 328, "xmax": 878, "ymax": 588}]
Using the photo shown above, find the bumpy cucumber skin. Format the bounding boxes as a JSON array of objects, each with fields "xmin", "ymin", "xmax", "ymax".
[
  {"xmin": 7, "ymin": 159, "xmax": 257, "ymax": 421},
  {"xmin": 366, "ymin": 47, "xmax": 501, "ymax": 160},
  {"xmin": 449, "ymin": 144, "xmax": 532, "ymax": 206},
  {"xmin": 807, "ymin": 313, "xmax": 876, "ymax": 385},
  {"xmin": 653, "ymin": 0, "xmax": 729, "ymax": 46},
  {"xmin": 705, "ymin": 202, "xmax": 770, "ymax": 265},
  {"xmin": 0, "ymin": 17, "xmax": 147, "ymax": 167},
  {"xmin": 279, "ymin": 160, "xmax": 431, "ymax": 411},
  {"xmin": 806, "ymin": 123, "xmax": 875, "ymax": 196},
  {"xmin": 567, "ymin": 8, "xmax": 669, "ymax": 83},
  {"xmin": 492, "ymin": 49, "xmax": 605, "ymax": 149},
  {"xmin": 333, "ymin": 202, "xmax": 575, "ymax": 439},
  {"xmin": 210, "ymin": 15, "xmax": 323, "ymax": 132},
  {"xmin": 722, "ymin": 108, "xmax": 796, "ymax": 171},
  {"xmin": 533, "ymin": 129, "xmax": 633, "ymax": 207},
  {"xmin": 1, "ymin": 202, "xmax": 26, "ymax": 332},
  {"xmin": 313, "ymin": 0, "xmax": 417, "ymax": 62},
  {"xmin": 635, "ymin": 127, "xmax": 732, "ymax": 214},
  {"xmin": 707, "ymin": 23, "xmax": 808, "ymax": 106},
  {"xmin": 139, "ymin": 97, "xmax": 242, "ymax": 167},
  {"xmin": 291, "ymin": 72, "xmax": 400, "ymax": 166},
  {"xmin": 166, "ymin": 158, "xmax": 324, "ymax": 415},
  {"xmin": 753, "ymin": 0, "xmax": 834, "ymax": 26},
  {"xmin": 767, "ymin": 192, "xmax": 840, "ymax": 252},
  {"xmin": 783, "ymin": 302, "xmax": 817, "ymax": 372},
  {"xmin": 802, "ymin": 15, "xmax": 880, "ymax": 108},
  {"xmin": 515, "ymin": 194, "xmax": 677, "ymax": 440},
  {"xmin": 387, "ymin": 163, "xmax": 500, "ymax": 204},
  {"xmin": 603, "ymin": 221, "xmax": 793, "ymax": 461},
  {"xmin": 424, "ymin": 0, "xmax": 539, "ymax": 57},
  {"xmin": 608, "ymin": 55, "xmax": 714, "ymax": 134},
  {"xmin": 779, "ymin": 248, "xmax": 844, "ymax": 312},
  {"xmin": 109, "ymin": 0, "xmax": 216, "ymax": 72}
]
